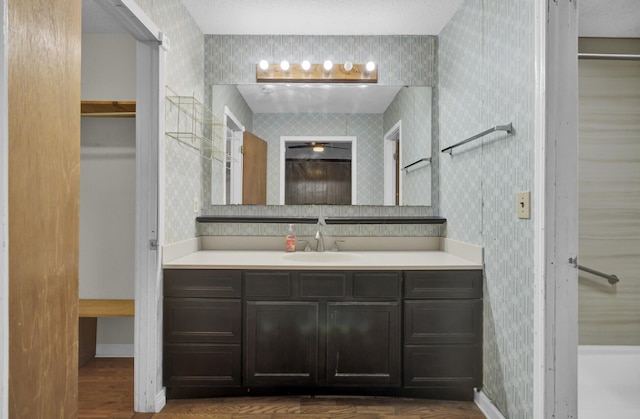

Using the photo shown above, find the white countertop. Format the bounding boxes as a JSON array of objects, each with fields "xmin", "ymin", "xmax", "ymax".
[{"xmin": 163, "ymin": 250, "xmax": 482, "ymax": 270}]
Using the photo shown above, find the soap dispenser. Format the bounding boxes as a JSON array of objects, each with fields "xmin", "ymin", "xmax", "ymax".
[{"xmin": 285, "ymin": 224, "xmax": 297, "ymax": 252}]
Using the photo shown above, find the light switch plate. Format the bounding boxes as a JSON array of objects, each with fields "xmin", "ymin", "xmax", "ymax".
[
  {"xmin": 193, "ymin": 197, "xmax": 199, "ymax": 213},
  {"xmin": 517, "ymin": 191, "xmax": 530, "ymax": 219}
]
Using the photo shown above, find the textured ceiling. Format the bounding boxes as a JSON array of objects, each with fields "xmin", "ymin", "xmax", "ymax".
[
  {"xmin": 181, "ymin": 0, "xmax": 464, "ymax": 35},
  {"xmin": 578, "ymin": 0, "xmax": 640, "ymax": 37},
  {"xmin": 237, "ymin": 84, "xmax": 403, "ymax": 114},
  {"xmin": 83, "ymin": 0, "xmax": 640, "ymax": 38}
]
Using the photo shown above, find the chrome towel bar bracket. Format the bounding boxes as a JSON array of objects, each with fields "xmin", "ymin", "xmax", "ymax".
[{"xmin": 441, "ymin": 123, "xmax": 513, "ymax": 155}]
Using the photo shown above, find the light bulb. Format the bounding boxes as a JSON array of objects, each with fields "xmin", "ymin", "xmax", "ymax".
[
  {"xmin": 301, "ymin": 60, "xmax": 311, "ymax": 71},
  {"xmin": 280, "ymin": 60, "xmax": 290, "ymax": 71},
  {"xmin": 366, "ymin": 61, "xmax": 376, "ymax": 72},
  {"xmin": 323, "ymin": 60, "xmax": 333, "ymax": 71},
  {"xmin": 313, "ymin": 145, "xmax": 324, "ymax": 152},
  {"xmin": 344, "ymin": 61, "xmax": 353, "ymax": 72},
  {"xmin": 259, "ymin": 59, "xmax": 269, "ymax": 71}
]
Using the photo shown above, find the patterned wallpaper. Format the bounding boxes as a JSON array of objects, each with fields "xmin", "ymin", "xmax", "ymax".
[
  {"xmin": 134, "ymin": 0, "xmax": 205, "ymax": 244},
  {"xmin": 439, "ymin": 1, "xmax": 535, "ymax": 418},
  {"xmin": 198, "ymin": 204, "xmax": 441, "ymax": 239},
  {"xmin": 205, "ymin": 35, "xmax": 436, "ymax": 86}
]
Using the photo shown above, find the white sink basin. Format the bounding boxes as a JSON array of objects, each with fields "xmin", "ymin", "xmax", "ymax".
[{"xmin": 282, "ymin": 252, "xmax": 359, "ymax": 263}]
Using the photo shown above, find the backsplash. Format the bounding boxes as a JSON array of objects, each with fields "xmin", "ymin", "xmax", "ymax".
[{"xmin": 198, "ymin": 205, "xmax": 441, "ymax": 238}]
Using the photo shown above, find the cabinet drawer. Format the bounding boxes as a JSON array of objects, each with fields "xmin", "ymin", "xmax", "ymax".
[
  {"xmin": 299, "ymin": 271, "xmax": 348, "ymax": 298},
  {"xmin": 164, "ymin": 298, "xmax": 241, "ymax": 343},
  {"xmin": 404, "ymin": 300, "xmax": 482, "ymax": 344},
  {"xmin": 244, "ymin": 271, "xmax": 293, "ymax": 299},
  {"xmin": 164, "ymin": 343, "xmax": 241, "ymax": 388},
  {"xmin": 404, "ymin": 270, "xmax": 482, "ymax": 299},
  {"xmin": 352, "ymin": 271, "xmax": 401, "ymax": 299},
  {"xmin": 404, "ymin": 344, "xmax": 482, "ymax": 388},
  {"xmin": 164, "ymin": 269, "xmax": 241, "ymax": 298}
]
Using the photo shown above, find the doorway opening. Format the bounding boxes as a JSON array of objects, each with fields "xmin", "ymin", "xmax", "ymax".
[
  {"xmin": 280, "ymin": 136, "xmax": 357, "ymax": 205},
  {"xmin": 222, "ymin": 106, "xmax": 244, "ymax": 205},
  {"xmin": 383, "ymin": 121, "xmax": 402, "ymax": 206}
]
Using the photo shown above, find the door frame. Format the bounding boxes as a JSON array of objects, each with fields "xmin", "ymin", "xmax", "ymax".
[
  {"xmin": 222, "ymin": 106, "xmax": 245, "ymax": 205},
  {"xmin": 532, "ymin": 1, "xmax": 578, "ymax": 418},
  {"xmin": 280, "ymin": 136, "xmax": 357, "ymax": 205},
  {"xmin": 383, "ymin": 121, "xmax": 402, "ymax": 206},
  {"xmin": 97, "ymin": 0, "xmax": 168, "ymax": 412}
]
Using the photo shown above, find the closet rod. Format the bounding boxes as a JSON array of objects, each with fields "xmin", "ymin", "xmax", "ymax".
[
  {"xmin": 578, "ymin": 53, "xmax": 640, "ymax": 61},
  {"xmin": 441, "ymin": 123, "xmax": 513, "ymax": 155}
]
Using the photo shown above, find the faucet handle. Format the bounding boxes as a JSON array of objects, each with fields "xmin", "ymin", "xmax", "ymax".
[
  {"xmin": 297, "ymin": 240, "xmax": 312, "ymax": 252},
  {"xmin": 331, "ymin": 240, "xmax": 345, "ymax": 252}
]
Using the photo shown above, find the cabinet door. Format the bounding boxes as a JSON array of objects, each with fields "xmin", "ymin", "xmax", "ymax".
[
  {"xmin": 326, "ymin": 302, "xmax": 401, "ymax": 386},
  {"xmin": 245, "ymin": 301, "xmax": 319, "ymax": 386}
]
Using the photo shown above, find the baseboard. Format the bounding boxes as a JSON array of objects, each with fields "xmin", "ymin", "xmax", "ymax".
[
  {"xmin": 95, "ymin": 344, "xmax": 134, "ymax": 358},
  {"xmin": 474, "ymin": 389, "xmax": 506, "ymax": 419},
  {"xmin": 155, "ymin": 388, "xmax": 166, "ymax": 412}
]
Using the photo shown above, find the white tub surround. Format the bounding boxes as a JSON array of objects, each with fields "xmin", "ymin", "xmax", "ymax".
[{"xmin": 579, "ymin": 346, "xmax": 640, "ymax": 419}]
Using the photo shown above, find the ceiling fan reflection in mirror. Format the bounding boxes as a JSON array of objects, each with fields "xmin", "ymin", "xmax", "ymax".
[{"xmin": 287, "ymin": 141, "xmax": 349, "ymax": 152}]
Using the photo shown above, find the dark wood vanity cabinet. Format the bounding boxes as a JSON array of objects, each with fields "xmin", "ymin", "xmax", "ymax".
[
  {"xmin": 163, "ymin": 267, "xmax": 481, "ymax": 400},
  {"xmin": 163, "ymin": 270, "xmax": 242, "ymax": 398},
  {"xmin": 403, "ymin": 270, "xmax": 483, "ymax": 399},
  {"xmin": 244, "ymin": 270, "xmax": 402, "ymax": 388}
]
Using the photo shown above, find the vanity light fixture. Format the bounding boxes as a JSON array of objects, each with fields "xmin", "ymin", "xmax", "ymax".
[
  {"xmin": 343, "ymin": 61, "xmax": 353, "ymax": 72},
  {"xmin": 256, "ymin": 61, "xmax": 377, "ymax": 83},
  {"xmin": 312, "ymin": 145, "xmax": 325, "ymax": 152}
]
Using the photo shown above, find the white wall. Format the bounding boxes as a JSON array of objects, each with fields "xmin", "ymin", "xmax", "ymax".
[
  {"xmin": 81, "ymin": 33, "xmax": 136, "ymax": 101},
  {"xmin": 80, "ymin": 32, "xmax": 136, "ymax": 355}
]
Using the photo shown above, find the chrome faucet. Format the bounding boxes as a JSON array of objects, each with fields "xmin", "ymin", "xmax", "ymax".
[
  {"xmin": 314, "ymin": 217, "xmax": 326, "ymax": 252},
  {"xmin": 314, "ymin": 229, "xmax": 325, "ymax": 252}
]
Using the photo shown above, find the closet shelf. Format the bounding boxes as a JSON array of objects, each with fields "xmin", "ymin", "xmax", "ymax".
[{"xmin": 81, "ymin": 101, "xmax": 136, "ymax": 117}]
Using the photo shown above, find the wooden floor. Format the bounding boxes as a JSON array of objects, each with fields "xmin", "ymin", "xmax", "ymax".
[{"xmin": 79, "ymin": 358, "xmax": 486, "ymax": 419}]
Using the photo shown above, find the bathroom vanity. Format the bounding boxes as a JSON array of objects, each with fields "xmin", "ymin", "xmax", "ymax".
[{"xmin": 162, "ymin": 249, "xmax": 483, "ymax": 401}]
